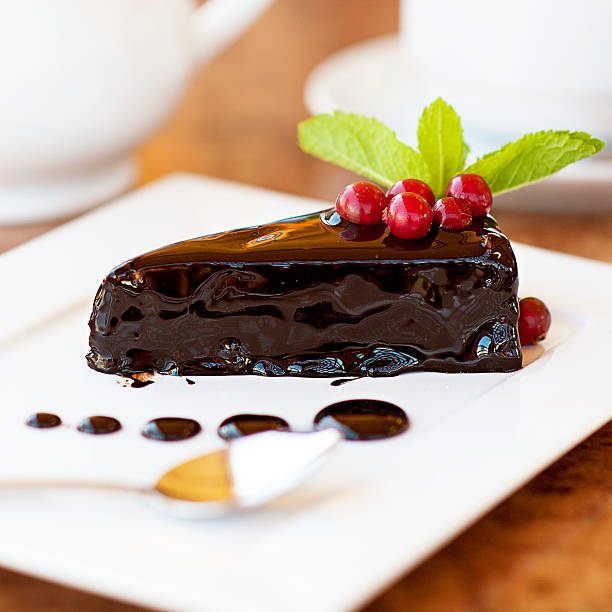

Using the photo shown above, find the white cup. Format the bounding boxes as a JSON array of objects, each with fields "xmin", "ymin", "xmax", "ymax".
[
  {"xmin": 0, "ymin": 0, "xmax": 272, "ymax": 223},
  {"xmin": 400, "ymin": 0, "xmax": 612, "ymax": 150}
]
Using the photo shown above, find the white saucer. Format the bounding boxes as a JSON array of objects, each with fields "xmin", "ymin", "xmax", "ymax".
[
  {"xmin": 0, "ymin": 159, "xmax": 136, "ymax": 225},
  {"xmin": 304, "ymin": 35, "xmax": 612, "ymax": 212}
]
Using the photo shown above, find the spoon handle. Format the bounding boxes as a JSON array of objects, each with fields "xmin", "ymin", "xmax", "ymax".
[{"xmin": 0, "ymin": 479, "xmax": 149, "ymax": 494}]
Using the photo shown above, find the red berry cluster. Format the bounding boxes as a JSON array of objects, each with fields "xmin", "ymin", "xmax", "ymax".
[{"xmin": 335, "ymin": 173, "xmax": 493, "ymax": 240}]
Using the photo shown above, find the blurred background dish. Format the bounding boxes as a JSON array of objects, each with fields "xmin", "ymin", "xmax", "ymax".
[
  {"xmin": 305, "ymin": 35, "xmax": 612, "ymax": 212},
  {"xmin": 400, "ymin": 0, "xmax": 612, "ymax": 146},
  {"xmin": 0, "ymin": 0, "xmax": 272, "ymax": 224}
]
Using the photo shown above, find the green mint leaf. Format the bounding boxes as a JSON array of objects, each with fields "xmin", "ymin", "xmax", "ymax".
[
  {"xmin": 417, "ymin": 98, "xmax": 469, "ymax": 197},
  {"xmin": 298, "ymin": 111, "xmax": 429, "ymax": 188},
  {"xmin": 465, "ymin": 130, "xmax": 606, "ymax": 195}
]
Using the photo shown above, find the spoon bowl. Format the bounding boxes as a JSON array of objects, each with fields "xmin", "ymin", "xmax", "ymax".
[{"xmin": 151, "ymin": 429, "xmax": 342, "ymax": 518}]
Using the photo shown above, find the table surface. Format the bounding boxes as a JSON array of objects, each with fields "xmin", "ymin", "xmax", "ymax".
[{"xmin": 3, "ymin": 1, "xmax": 612, "ymax": 611}]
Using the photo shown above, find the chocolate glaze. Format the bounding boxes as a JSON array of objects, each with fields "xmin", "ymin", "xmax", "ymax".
[
  {"xmin": 314, "ymin": 399, "xmax": 409, "ymax": 440},
  {"xmin": 26, "ymin": 412, "xmax": 62, "ymax": 428},
  {"xmin": 218, "ymin": 414, "xmax": 290, "ymax": 440},
  {"xmin": 87, "ymin": 209, "xmax": 521, "ymax": 377},
  {"xmin": 142, "ymin": 417, "xmax": 201, "ymax": 441},
  {"xmin": 77, "ymin": 416, "xmax": 121, "ymax": 435}
]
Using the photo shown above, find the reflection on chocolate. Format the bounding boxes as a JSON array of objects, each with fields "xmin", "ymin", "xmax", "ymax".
[
  {"xmin": 142, "ymin": 417, "xmax": 201, "ymax": 441},
  {"xmin": 339, "ymin": 223, "xmax": 386, "ymax": 242},
  {"xmin": 314, "ymin": 399, "xmax": 409, "ymax": 440},
  {"xmin": 87, "ymin": 208, "xmax": 521, "ymax": 378},
  {"xmin": 77, "ymin": 416, "xmax": 122, "ymax": 435},
  {"xmin": 382, "ymin": 228, "xmax": 438, "ymax": 251},
  {"xmin": 218, "ymin": 414, "xmax": 290, "ymax": 440},
  {"xmin": 26, "ymin": 412, "xmax": 62, "ymax": 429}
]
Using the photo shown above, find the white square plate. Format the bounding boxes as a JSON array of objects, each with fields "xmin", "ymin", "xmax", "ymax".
[{"xmin": 1, "ymin": 174, "xmax": 611, "ymax": 612}]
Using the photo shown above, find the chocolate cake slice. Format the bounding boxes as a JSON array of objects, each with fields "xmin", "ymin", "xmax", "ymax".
[{"xmin": 87, "ymin": 210, "xmax": 522, "ymax": 377}]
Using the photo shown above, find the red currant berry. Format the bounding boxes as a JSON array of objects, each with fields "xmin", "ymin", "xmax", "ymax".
[
  {"xmin": 335, "ymin": 182, "xmax": 387, "ymax": 225},
  {"xmin": 432, "ymin": 197, "xmax": 472, "ymax": 230},
  {"xmin": 384, "ymin": 192, "xmax": 433, "ymax": 240},
  {"xmin": 446, "ymin": 173, "xmax": 492, "ymax": 216},
  {"xmin": 518, "ymin": 297, "xmax": 551, "ymax": 345},
  {"xmin": 386, "ymin": 179, "xmax": 435, "ymax": 206}
]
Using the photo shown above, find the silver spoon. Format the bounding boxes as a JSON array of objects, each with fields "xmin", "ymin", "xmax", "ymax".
[{"xmin": 0, "ymin": 429, "xmax": 341, "ymax": 519}]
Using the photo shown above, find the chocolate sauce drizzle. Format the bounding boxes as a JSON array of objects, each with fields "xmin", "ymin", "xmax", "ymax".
[{"xmin": 26, "ymin": 403, "xmax": 408, "ymax": 442}]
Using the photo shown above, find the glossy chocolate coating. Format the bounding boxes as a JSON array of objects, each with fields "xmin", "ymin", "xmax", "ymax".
[{"xmin": 87, "ymin": 209, "xmax": 521, "ymax": 377}]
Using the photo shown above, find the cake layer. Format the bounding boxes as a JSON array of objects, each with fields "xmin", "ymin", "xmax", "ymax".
[{"xmin": 87, "ymin": 210, "xmax": 522, "ymax": 377}]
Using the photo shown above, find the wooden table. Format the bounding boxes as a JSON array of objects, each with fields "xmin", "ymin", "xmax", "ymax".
[{"xmin": 2, "ymin": 1, "xmax": 612, "ymax": 610}]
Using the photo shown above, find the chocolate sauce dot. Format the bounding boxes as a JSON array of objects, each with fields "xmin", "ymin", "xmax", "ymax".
[
  {"xmin": 77, "ymin": 416, "xmax": 122, "ymax": 435},
  {"xmin": 330, "ymin": 377, "xmax": 361, "ymax": 387},
  {"xmin": 218, "ymin": 414, "xmax": 290, "ymax": 440},
  {"xmin": 186, "ymin": 378, "xmax": 195, "ymax": 385},
  {"xmin": 131, "ymin": 379, "xmax": 154, "ymax": 389},
  {"xmin": 314, "ymin": 399, "xmax": 408, "ymax": 440},
  {"xmin": 26, "ymin": 412, "xmax": 62, "ymax": 429},
  {"xmin": 142, "ymin": 417, "xmax": 201, "ymax": 442}
]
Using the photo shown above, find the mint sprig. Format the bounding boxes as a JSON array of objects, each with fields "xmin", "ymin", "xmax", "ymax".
[
  {"xmin": 297, "ymin": 112, "xmax": 429, "ymax": 188},
  {"xmin": 298, "ymin": 99, "xmax": 605, "ymax": 198},
  {"xmin": 417, "ymin": 98, "xmax": 469, "ymax": 197},
  {"xmin": 465, "ymin": 131, "xmax": 605, "ymax": 195}
]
